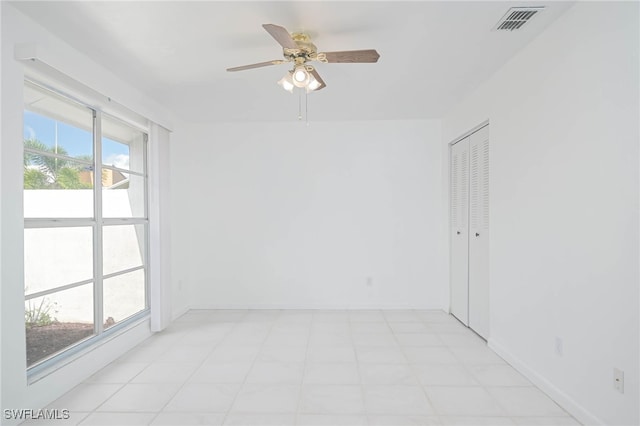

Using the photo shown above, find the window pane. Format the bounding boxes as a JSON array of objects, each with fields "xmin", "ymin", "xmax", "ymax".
[
  {"xmin": 24, "ymin": 227, "xmax": 93, "ymax": 296},
  {"xmin": 24, "ymin": 82, "xmax": 93, "ymax": 161},
  {"xmin": 24, "ymin": 156, "xmax": 94, "ymax": 218},
  {"xmin": 103, "ymin": 225, "xmax": 145, "ymax": 275},
  {"xmin": 25, "ymin": 284, "xmax": 94, "ymax": 367},
  {"xmin": 103, "ymin": 269, "xmax": 146, "ymax": 329},
  {"xmin": 102, "ymin": 171, "xmax": 145, "ymax": 218},
  {"xmin": 102, "ymin": 115, "xmax": 145, "ymax": 174}
]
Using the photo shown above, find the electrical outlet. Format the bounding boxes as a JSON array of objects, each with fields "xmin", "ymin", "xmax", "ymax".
[
  {"xmin": 555, "ymin": 337, "xmax": 563, "ymax": 356},
  {"xmin": 366, "ymin": 277, "xmax": 373, "ymax": 287},
  {"xmin": 614, "ymin": 368, "xmax": 624, "ymax": 393}
]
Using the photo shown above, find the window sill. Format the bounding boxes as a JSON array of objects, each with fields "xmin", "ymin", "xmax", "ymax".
[{"xmin": 27, "ymin": 310, "xmax": 151, "ymax": 385}]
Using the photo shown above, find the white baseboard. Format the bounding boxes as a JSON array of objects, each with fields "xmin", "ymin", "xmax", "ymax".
[
  {"xmin": 171, "ymin": 305, "xmax": 191, "ymax": 321},
  {"xmin": 488, "ymin": 337, "xmax": 603, "ymax": 426},
  {"xmin": 186, "ymin": 304, "xmax": 445, "ymax": 311}
]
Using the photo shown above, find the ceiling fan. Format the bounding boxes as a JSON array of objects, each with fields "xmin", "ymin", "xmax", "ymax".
[{"xmin": 227, "ymin": 24, "xmax": 380, "ymax": 93}]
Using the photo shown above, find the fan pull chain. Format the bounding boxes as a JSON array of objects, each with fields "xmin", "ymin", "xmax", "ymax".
[
  {"xmin": 305, "ymin": 90, "xmax": 309, "ymax": 126},
  {"xmin": 298, "ymin": 89, "xmax": 302, "ymax": 121}
]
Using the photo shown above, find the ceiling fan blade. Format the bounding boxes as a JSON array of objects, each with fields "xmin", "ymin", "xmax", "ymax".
[
  {"xmin": 309, "ymin": 68, "xmax": 327, "ymax": 91},
  {"xmin": 226, "ymin": 60, "xmax": 286, "ymax": 72},
  {"xmin": 262, "ymin": 24, "xmax": 298, "ymax": 49},
  {"xmin": 322, "ymin": 49, "xmax": 380, "ymax": 63}
]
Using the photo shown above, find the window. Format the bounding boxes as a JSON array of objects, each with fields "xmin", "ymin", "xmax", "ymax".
[{"xmin": 23, "ymin": 81, "xmax": 149, "ymax": 369}]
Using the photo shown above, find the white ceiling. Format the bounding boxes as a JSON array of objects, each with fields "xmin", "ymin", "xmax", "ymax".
[{"xmin": 12, "ymin": 1, "xmax": 574, "ymax": 123}]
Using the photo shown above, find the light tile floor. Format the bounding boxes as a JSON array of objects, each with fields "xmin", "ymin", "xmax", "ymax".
[{"xmin": 31, "ymin": 310, "xmax": 580, "ymax": 425}]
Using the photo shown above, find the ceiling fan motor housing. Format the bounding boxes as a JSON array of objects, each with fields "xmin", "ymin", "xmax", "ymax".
[{"xmin": 284, "ymin": 33, "xmax": 325, "ymax": 64}]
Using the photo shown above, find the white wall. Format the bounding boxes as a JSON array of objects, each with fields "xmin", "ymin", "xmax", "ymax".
[
  {"xmin": 0, "ymin": 0, "xmax": 4, "ymax": 411},
  {"xmin": 171, "ymin": 119, "xmax": 446, "ymax": 310},
  {"xmin": 443, "ymin": 3, "xmax": 639, "ymax": 425},
  {"xmin": 0, "ymin": 4, "xmax": 174, "ymax": 422}
]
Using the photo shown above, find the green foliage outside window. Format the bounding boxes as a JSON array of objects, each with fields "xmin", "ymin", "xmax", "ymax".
[
  {"xmin": 23, "ymin": 138, "xmax": 92, "ymax": 189},
  {"xmin": 25, "ymin": 296, "xmax": 59, "ymax": 328}
]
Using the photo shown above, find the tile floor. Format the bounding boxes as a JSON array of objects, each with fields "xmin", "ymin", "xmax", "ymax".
[{"xmin": 32, "ymin": 310, "xmax": 580, "ymax": 425}]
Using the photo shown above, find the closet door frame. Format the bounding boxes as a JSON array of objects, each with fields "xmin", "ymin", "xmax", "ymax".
[{"xmin": 448, "ymin": 120, "xmax": 490, "ymax": 332}]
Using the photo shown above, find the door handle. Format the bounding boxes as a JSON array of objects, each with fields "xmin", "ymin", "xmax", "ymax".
[
  {"xmin": 475, "ymin": 232, "xmax": 480, "ymax": 237},
  {"xmin": 457, "ymin": 231, "xmax": 461, "ymax": 235}
]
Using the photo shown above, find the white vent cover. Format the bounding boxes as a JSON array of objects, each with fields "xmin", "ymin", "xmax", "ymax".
[{"xmin": 495, "ymin": 7, "xmax": 544, "ymax": 31}]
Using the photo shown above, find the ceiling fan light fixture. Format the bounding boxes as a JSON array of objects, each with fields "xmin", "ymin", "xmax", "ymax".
[
  {"xmin": 278, "ymin": 72, "xmax": 294, "ymax": 93},
  {"xmin": 306, "ymin": 75, "xmax": 322, "ymax": 92},
  {"xmin": 292, "ymin": 65, "xmax": 310, "ymax": 88}
]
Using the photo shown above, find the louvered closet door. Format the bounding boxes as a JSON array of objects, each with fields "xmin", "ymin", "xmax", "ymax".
[
  {"xmin": 468, "ymin": 125, "xmax": 490, "ymax": 339},
  {"xmin": 450, "ymin": 137, "xmax": 470, "ymax": 325}
]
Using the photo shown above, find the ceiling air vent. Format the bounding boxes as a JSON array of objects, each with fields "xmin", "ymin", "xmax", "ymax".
[{"xmin": 494, "ymin": 7, "xmax": 544, "ymax": 31}]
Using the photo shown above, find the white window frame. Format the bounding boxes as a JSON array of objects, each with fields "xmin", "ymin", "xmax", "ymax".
[{"xmin": 24, "ymin": 80, "xmax": 150, "ymax": 376}]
